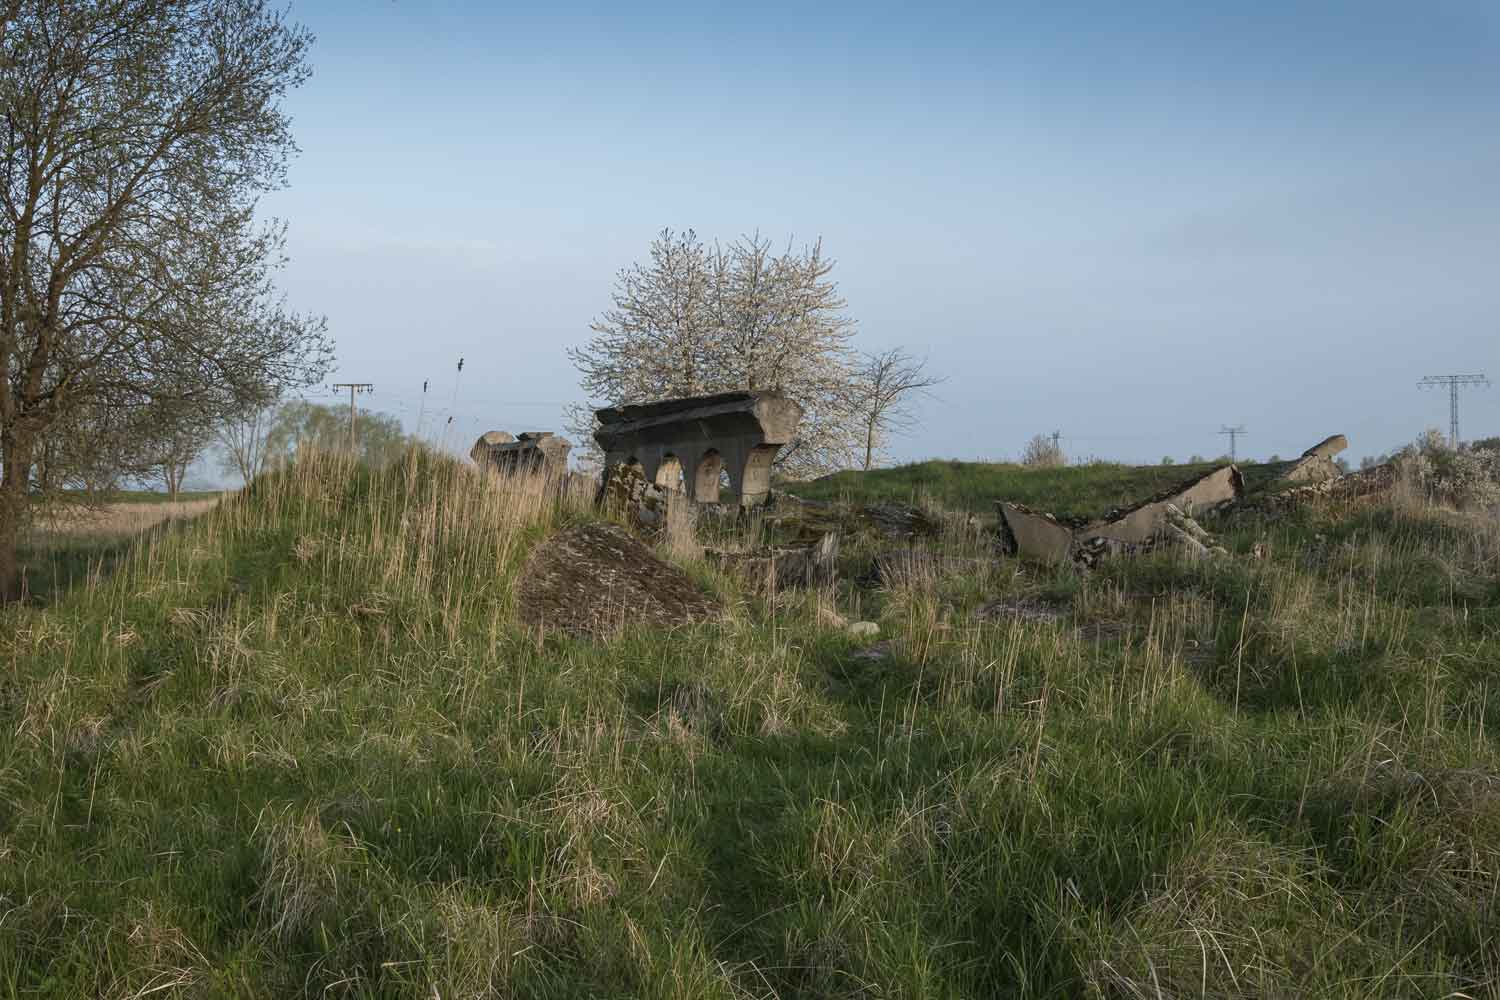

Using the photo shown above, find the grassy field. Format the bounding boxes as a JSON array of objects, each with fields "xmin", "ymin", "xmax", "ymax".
[
  {"xmin": 99, "ymin": 489, "xmax": 224, "ymax": 505},
  {"xmin": 3, "ymin": 452, "xmax": 1498, "ymax": 997},
  {"xmin": 788, "ymin": 458, "xmax": 1292, "ymax": 518}
]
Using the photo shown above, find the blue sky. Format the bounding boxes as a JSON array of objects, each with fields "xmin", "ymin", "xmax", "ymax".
[{"xmin": 257, "ymin": 0, "xmax": 1500, "ymax": 469}]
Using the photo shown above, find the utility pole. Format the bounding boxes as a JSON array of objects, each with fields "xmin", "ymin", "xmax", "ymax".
[
  {"xmin": 1417, "ymin": 374, "xmax": 1489, "ymax": 448},
  {"xmin": 1218, "ymin": 425, "xmax": 1247, "ymax": 462},
  {"xmin": 331, "ymin": 383, "xmax": 374, "ymax": 455}
]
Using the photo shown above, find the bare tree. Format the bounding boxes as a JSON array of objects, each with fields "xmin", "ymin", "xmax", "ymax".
[
  {"xmin": 218, "ymin": 401, "xmax": 277, "ymax": 485},
  {"xmin": 0, "ymin": 0, "xmax": 333, "ymax": 598},
  {"xmin": 561, "ymin": 400, "xmax": 604, "ymax": 474},
  {"xmin": 154, "ymin": 423, "xmax": 212, "ymax": 500},
  {"xmin": 851, "ymin": 348, "xmax": 945, "ymax": 470},
  {"xmin": 570, "ymin": 229, "xmax": 862, "ymax": 477}
]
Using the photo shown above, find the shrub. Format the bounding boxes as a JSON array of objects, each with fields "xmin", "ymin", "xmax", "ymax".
[{"xmin": 1021, "ymin": 434, "xmax": 1065, "ymax": 468}]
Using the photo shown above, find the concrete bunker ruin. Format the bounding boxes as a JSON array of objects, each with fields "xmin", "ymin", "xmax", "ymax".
[
  {"xmin": 999, "ymin": 464, "xmax": 1246, "ymax": 564},
  {"xmin": 594, "ymin": 391, "xmax": 804, "ymax": 506},
  {"xmin": 470, "ymin": 431, "xmax": 572, "ymax": 476}
]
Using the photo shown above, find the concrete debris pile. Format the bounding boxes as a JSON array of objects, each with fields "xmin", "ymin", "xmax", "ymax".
[
  {"xmin": 1281, "ymin": 434, "xmax": 1347, "ymax": 484},
  {"xmin": 1071, "ymin": 503, "xmax": 1229, "ymax": 568},
  {"xmin": 704, "ymin": 532, "xmax": 839, "ymax": 593},
  {"xmin": 768, "ymin": 494, "xmax": 943, "ymax": 542},
  {"xmin": 1238, "ymin": 461, "xmax": 1397, "ymax": 515},
  {"xmin": 999, "ymin": 465, "xmax": 1243, "ymax": 567},
  {"xmin": 470, "ymin": 431, "xmax": 572, "ymax": 477},
  {"xmin": 596, "ymin": 460, "xmax": 675, "ymax": 534}
]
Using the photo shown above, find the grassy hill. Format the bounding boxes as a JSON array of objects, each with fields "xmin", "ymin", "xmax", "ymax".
[
  {"xmin": 788, "ymin": 458, "xmax": 1292, "ymax": 518},
  {"xmin": 3, "ymin": 452, "xmax": 1499, "ymax": 997}
]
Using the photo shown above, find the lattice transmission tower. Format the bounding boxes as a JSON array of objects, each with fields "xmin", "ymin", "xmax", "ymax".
[{"xmin": 1417, "ymin": 374, "xmax": 1489, "ymax": 448}]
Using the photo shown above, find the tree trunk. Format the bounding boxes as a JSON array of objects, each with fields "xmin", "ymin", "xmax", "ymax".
[
  {"xmin": 0, "ymin": 432, "xmax": 35, "ymax": 603},
  {"xmin": 863, "ymin": 418, "xmax": 876, "ymax": 471}
]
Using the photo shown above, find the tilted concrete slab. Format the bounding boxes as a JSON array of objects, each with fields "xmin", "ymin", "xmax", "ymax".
[
  {"xmin": 1000, "ymin": 465, "xmax": 1243, "ymax": 564},
  {"xmin": 1079, "ymin": 465, "xmax": 1244, "ymax": 547},
  {"xmin": 1301, "ymin": 434, "xmax": 1348, "ymax": 460},
  {"xmin": 997, "ymin": 503, "xmax": 1078, "ymax": 562},
  {"xmin": 471, "ymin": 431, "xmax": 572, "ymax": 476},
  {"xmin": 595, "ymin": 391, "xmax": 804, "ymax": 507},
  {"xmin": 1283, "ymin": 454, "xmax": 1339, "ymax": 483},
  {"xmin": 1281, "ymin": 434, "xmax": 1348, "ymax": 484}
]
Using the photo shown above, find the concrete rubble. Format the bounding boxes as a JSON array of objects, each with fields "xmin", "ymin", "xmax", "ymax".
[
  {"xmin": 1281, "ymin": 433, "xmax": 1348, "ymax": 484},
  {"xmin": 998, "ymin": 465, "xmax": 1243, "ymax": 567},
  {"xmin": 470, "ymin": 431, "xmax": 572, "ymax": 476},
  {"xmin": 704, "ymin": 532, "xmax": 840, "ymax": 593},
  {"xmin": 596, "ymin": 461, "xmax": 675, "ymax": 533},
  {"xmin": 1236, "ymin": 461, "xmax": 1397, "ymax": 515}
]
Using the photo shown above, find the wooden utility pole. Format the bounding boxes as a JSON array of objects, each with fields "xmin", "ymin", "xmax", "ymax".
[{"xmin": 332, "ymin": 383, "xmax": 374, "ymax": 455}]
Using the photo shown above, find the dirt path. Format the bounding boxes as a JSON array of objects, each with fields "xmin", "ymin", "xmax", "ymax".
[{"xmin": 29, "ymin": 497, "xmax": 222, "ymax": 542}]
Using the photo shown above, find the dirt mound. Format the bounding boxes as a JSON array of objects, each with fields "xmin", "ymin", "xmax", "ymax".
[{"xmin": 516, "ymin": 522, "xmax": 720, "ymax": 639}]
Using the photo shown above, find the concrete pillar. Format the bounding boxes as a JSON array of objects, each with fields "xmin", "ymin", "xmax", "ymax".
[
  {"xmin": 689, "ymin": 449, "xmax": 722, "ymax": 503},
  {"xmin": 738, "ymin": 444, "xmax": 779, "ymax": 506}
]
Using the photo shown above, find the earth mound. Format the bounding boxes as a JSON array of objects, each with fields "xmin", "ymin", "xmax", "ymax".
[{"xmin": 516, "ymin": 522, "xmax": 719, "ymax": 638}]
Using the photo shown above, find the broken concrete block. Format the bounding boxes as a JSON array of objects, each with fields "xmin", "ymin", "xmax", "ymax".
[
  {"xmin": 472, "ymin": 431, "xmax": 572, "ymax": 476},
  {"xmin": 1237, "ymin": 462, "xmax": 1397, "ymax": 515},
  {"xmin": 1301, "ymin": 434, "xmax": 1348, "ymax": 460},
  {"xmin": 1078, "ymin": 466, "xmax": 1243, "ymax": 549},
  {"xmin": 1282, "ymin": 454, "xmax": 1340, "ymax": 483},
  {"xmin": 704, "ymin": 532, "xmax": 840, "ymax": 593},
  {"xmin": 1000, "ymin": 468, "xmax": 1240, "ymax": 568},
  {"xmin": 997, "ymin": 502, "xmax": 1077, "ymax": 562}
]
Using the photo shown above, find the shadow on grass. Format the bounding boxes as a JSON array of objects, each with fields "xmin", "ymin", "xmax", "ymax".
[{"xmin": 18, "ymin": 516, "xmax": 199, "ymax": 606}]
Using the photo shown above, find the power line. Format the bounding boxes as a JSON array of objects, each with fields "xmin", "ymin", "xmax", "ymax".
[
  {"xmin": 1417, "ymin": 374, "xmax": 1489, "ymax": 448},
  {"xmin": 331, "ymin": 382, "xmax": 374, "ymax": 453},
  {"xmin": 1218, "ymin": 425, "xmax": 1247, "ymax": 462}
]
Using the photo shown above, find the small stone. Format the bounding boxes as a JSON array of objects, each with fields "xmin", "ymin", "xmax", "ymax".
[
  {"xmin": 847, "ymin": 621, "xmax": 880, "ymax": 639},
  {"xmin": 816, "ymin": 604, "xmax": 849, "ymax": 630}
]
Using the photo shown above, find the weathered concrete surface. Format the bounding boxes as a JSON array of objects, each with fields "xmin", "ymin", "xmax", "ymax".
[
  {"xmin": 704, "ymin": 532, "xmax": 839, "ymax": 593},
  {"xmin": 1281, "ymin": 433, "xmax": 1348, "ymax": 484},
  {"xmin": 1000, "ymin": 466, "xmax": 1242, "ymax": 565},
  {"xmin": 596, "ymin": 461, "xmax": 674, "ymax": 534},
  {"xmin": 469, "ymin": 431, "xmax": 515, "ymax": 464},
  {"xmin": 1283, "ymin": 454, "xmax": 1340, "ymax": 483},
  {"xmin": 1079, "ymin": 465, "xmax": 1243, "ymax": 548},
  {"xmin": 1237, "ymin": 462, "xmax": 1397, "ymax": 515},
  {"xmin": 1302, "ymin": 434, "xmax": 1348, "ymax": 460},
  {"xmin": 595, "ymin": 391, "xmax": 804, "ymax": 507},
  {"xmin": 997, "ymin": 502, "xmax": 1077, "ymax": 562},
  {"xmin": 472, "ymin": 431, "xmax": 571, "ymax": 476},
  {"xmin": 1072, "ymin": 505, "xmax": 1227, "ymax": 568}
]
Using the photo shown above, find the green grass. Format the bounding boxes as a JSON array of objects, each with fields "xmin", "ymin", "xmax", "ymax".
[
  {"xmin": 2, "ymin": 452, "xmax": 1498, "ymax": 997},
  {"xmin": 787, "ymin": 458, "xmax": 1291, "ymax": 518}
]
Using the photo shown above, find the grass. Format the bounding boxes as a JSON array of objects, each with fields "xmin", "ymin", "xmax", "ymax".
[
  {"xmin": 2, "ymin": 450, "xmax": 1498, "ymax": 997},
  {"xmin": 787, "ymin": 458, "xmax": 1292, "ymax": 518}
]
